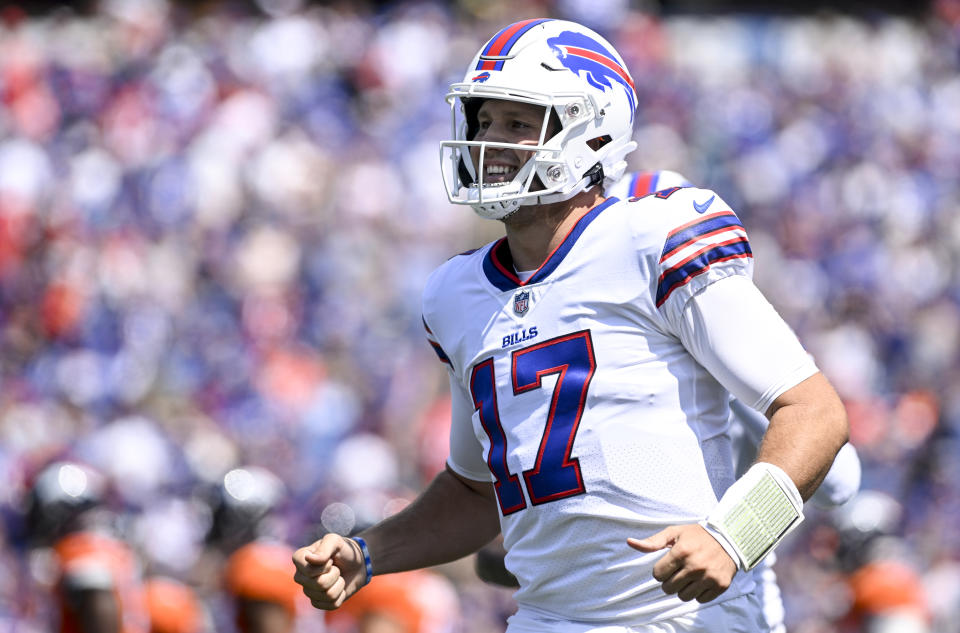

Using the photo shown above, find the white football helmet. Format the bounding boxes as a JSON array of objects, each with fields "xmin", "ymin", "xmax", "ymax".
[{"xmin": 440, "ymin": 19, "xmax": 638, "ymax": 220}]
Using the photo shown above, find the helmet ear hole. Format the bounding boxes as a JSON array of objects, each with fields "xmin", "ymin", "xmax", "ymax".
[
  {"xmin": 587, "ymin": 135, "xmax": 612, "ymax": 151},
  {"xmin": 546, "ymin": 109, "xmax": 563, "ymax": 138}
]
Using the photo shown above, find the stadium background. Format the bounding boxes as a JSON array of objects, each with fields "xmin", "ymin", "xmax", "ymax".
[{"xmin": 0, "ymin": 0, "xmax": 958, "ymax": 630}]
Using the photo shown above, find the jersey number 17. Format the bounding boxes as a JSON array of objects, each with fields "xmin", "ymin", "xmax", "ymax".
[{"xmin": 469, "ymin": 330, "xmax": 595, "ymax": 515}]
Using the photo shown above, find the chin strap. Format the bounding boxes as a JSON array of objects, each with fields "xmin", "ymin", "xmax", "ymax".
[
  {"xmin": 584, "ymin": 161, "xmax": 605, "ymax": 187},
  {"xmin": 519, "ymin": 162, "xmax": 605, "ymax": 209},
  {"xmin": 703, "ymin": 462, "xmax": 804, "ymax": 571}
]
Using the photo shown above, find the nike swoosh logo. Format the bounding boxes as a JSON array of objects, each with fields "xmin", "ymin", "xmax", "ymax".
[{"xmin": 693, "ymin": 195, "xmax": 715, "ymax": 214}]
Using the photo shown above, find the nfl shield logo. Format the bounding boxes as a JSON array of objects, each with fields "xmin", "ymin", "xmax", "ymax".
[{"xmin": 513, "ymin": 290, "xmax": 530, "ymax": 316}]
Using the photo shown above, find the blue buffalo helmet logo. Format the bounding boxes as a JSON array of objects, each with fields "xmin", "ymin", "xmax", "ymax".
[
  {"xmin": 547, "ymin": 31, "xmax": 637, "ymax": 122},
  {"xmin": 472, "ymin": 71, "xmax": 491, "ymax": 83}
]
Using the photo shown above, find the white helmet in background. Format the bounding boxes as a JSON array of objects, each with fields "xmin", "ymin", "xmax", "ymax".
[
  {"xmin": 440, "ymin": 19, "xmax": 638, "ymax": 220},
  {"xmin": 832, "ymin": 489, "xmax": 903, "ymax": 571}
]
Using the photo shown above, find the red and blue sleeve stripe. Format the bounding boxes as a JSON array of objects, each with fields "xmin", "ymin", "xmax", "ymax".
[
  {"xmin": 429, "ymin": 341, "xmax": 451, "ymax": 365},
  {"xmin": 656, "ymin": 212, "xmax": 752, "ymax": 307},
  {"xmin": 659, "ymin": 211, "xmax": 745, "ymax": 262},
  {"xmin": 423, "ymin": 318, "xmax": 451, "ymax": 365},
  {"xmin": 476, "ymin": 19, "xmax": 552, "ymax": 71},
  {"xmin": 656, "ymin": 241, "xmax": 752, "ymax": 307}
]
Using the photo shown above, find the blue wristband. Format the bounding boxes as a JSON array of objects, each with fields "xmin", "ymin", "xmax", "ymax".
[{"xmin": 352, "ymin": 536, "xmax": 373, "ymax": 585}]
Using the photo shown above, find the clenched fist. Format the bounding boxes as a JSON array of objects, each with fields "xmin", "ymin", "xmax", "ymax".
[{"xmin": 292, "ymin": 534, "xmax": 367, "ymax": 610}]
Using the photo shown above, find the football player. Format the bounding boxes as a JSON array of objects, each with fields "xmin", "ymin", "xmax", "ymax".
[
  {"xmin": 471, "ymin": 169, "xmax": 863, "ymax": 633},
  {"xmin": 225, "ymin": 540, "xmax": 303, "ymax": 633},
  {"xmin": 25, "ymin": 460, "xmax": 150, "ymax": 633},
  {"xmin": 294, "ymin": 19, "xmax": 848, "ymax": 632},
  {"xmin": 202, "ymin": 466, "xmax": 321, "ymax": 633},
  {"xmin": 831, "ymin": 491, "xmax": 930, "ymax": 633},
  {"xmin": 325, "ymin": 569, "xmax": 460, "ymax": 633},
  {"xmin": 143, "ymin": 576, "xmax": 205, "ymax": 633},
  {"xmin": 470, "ymin": 168, "xmax": 863, "ymax": 630}
]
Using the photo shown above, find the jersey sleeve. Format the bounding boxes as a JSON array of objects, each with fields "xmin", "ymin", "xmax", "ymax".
[
  {"xmin": 653, "ymin": 189, "xmax": 754, "ymax": 321},
  {"xmin": 445, "ymin": 372, "xmax": 491, "ymax": 482},
  {"xmin": 422, "ymin": 317, "xmax": 452, "ymax": 367},
  {"xmin": 422, "ymin": 261, "xmax": 461, "ymax": 379},
  {"xmin": 421, "ymin": 265, "xmax": 489, "ymax": 482},
  {"xmin": 674, "ymin": 274, "xmax": 819, "ymax": 413}
]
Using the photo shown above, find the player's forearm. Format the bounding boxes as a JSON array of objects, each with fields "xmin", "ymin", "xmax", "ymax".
[
  {"xmin": 357, "ymin": 466, "xmax": 501, "ymax": 576},
  {"xmin": 756, "ymin": 372, "xmax": 849, "ymax": 500}
]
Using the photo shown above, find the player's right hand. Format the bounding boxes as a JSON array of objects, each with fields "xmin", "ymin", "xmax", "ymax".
[{"xmin": 292, "ymin": 533, "xmax": 367, "ymax": 610}]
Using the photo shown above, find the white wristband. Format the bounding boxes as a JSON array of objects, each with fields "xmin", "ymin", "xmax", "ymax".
[
  {"xmin": 706, "ymin": 462, "xmax": 803, "ymax": 571},
  {"xmin": 699, "ymin": 519, "xmax": 741, "ymax": 568}
]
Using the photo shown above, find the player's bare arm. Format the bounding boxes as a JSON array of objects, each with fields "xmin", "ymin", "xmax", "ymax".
[
  {"xmin": 757, "ymin": 371, "xmax": 850, "ymax": 500},
  {"xmin": 358, "ymin": 466, "xmax": 500, "ymax": 575},
  {"xmin": 293, "ymin": 465, "xmax": 499, "ymax": 610}
]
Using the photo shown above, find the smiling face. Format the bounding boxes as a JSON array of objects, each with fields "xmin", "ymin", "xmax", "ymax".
[{"xmin": 469, "ymin": 99, "xmax": 552, "ymax": 185}]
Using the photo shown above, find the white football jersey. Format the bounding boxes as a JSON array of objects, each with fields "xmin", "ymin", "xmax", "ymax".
[{"xmin": 422, "ymin": 189, "xmax": 812, "ymax": 624}]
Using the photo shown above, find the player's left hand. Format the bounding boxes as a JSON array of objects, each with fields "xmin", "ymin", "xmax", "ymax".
[{"xmin": 627, "ymin": 524, "xmax": 737, "ymax": 604}]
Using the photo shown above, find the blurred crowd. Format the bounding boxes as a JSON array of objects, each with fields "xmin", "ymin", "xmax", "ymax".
[{"xmin": 0, "ymin": 0, "xmax": 959, "ymax": 631}]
